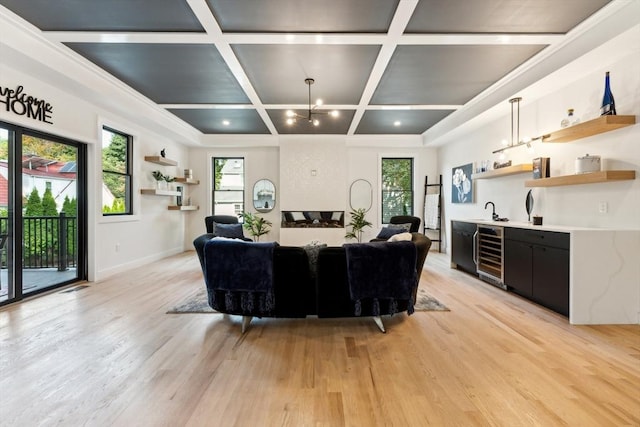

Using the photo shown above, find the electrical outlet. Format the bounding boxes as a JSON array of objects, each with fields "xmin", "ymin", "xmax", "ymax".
[
  {"xmin": 115, "ymin": 243, "xmax": 120, "ymax": 252},
  {"xmin": 598, "ymin": 202, "xmax": 608, "ymax": 214}
]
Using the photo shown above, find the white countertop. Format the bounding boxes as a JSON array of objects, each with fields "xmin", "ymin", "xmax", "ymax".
[
  {"xmin": 450, "ymin": 218, "xmax": 635, "ymax": 233},
  {"xmin": 451, "ymin": 218, "xmax": 640, "ymax": 325}
]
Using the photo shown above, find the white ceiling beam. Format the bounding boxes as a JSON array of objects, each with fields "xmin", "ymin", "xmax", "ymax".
[
  {"xmin": 185, "ymin": 0, "xmax": 278, "ymax": 135},
  {"xmin": 161, "ymin": 104, "xmax": 462, "ymax": 110},
  {"xmin": 347, "ymin": 0, "xmax": 419, "ymax": 135},
  {"xmin": 45, "ymin": 31, "xmax": 562, "ymax": 46}
]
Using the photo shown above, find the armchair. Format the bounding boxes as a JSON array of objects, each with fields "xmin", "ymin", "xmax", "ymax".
[
  {"xmin": 389, "ymin": 215, "xmax": 421, "ymax": 232},
  {"xmin": 204, "ymin": 215, "xmax": 252, "ymax": 241}
]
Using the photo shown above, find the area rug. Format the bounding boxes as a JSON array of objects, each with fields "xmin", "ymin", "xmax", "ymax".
[{"xmin": 167, "ymin": 287, "xmax": 448, "ymax": 313}]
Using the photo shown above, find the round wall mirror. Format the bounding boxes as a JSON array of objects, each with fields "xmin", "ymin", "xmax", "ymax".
[
  {"xmin": 349, "ymin": 179, "xmax": 372, "ymax": 212},
  {"xmin": 253, "ymin": 179, "xmax": 276, "ymax": 212}
]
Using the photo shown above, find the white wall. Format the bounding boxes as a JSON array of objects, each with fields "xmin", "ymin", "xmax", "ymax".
[
  {"xmin": 185, "ymin": 137, "xmax": 438, "ymax": 246},
  {"xmin": 435, "ymin": 25, "xmax": 640, "ymax": 251},
  {"xmin": 346, "ymin": 141, "xmax": 438, "ymax": 243},
  {"xmin": 186, "ymin": 145, "xmax": 281, "ymax": 244},
  {"xmin": 0, "ymin": 22, "xmax": 194, "ymax": 281}
]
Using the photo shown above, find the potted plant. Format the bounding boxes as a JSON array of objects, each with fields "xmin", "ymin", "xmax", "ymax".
[
  {"xmin": 152, "ymin": 170, "xmax": 165, "ymax": 189},
  {"xmin": 163, "ymin": 174, "xmax": 175, "ymax": 188},
  {"xmin": 240, "ymin": 212, "xmax": 272, "ymax": 242},
  {"xmin": 345, "ymin": 208, "xmax": 372, "ymax": 243}
]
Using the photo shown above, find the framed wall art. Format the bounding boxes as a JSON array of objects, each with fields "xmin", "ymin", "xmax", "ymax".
[{"xmin": 452, "ymin": 163, "xmax": 473, "ymax": 203}]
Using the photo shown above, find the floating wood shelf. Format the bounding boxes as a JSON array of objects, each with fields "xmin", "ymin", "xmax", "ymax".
[
  {"xmin": 472, "ymin": 164, "xmax": 533, "ymax": 179},
  {"xmin": 174, "ymin": 177, "xmax": 200, "ymax": 185},
  {"xmin": 168, "ymin": 205, "xmax": 199, "ymax": 211},
  {"xmin": 542, "ymin": 115, "xmax": 635, "ymax": 143},
  {"xmin": 144, "ymin": 156, "xmax": 178, "ymax": 166},
  {"xmin": 525, "ymin": 170, "xmax": 635, "ymax": 187},
  {"xmin": 140, "ymin": 188, "xmax": 181, "ymax": 196}
]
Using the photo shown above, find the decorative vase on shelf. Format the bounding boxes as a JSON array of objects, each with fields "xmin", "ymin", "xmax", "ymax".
[
  {"xmin": 525, "ymin": 190, "xmax": 534, "ymax": 222},
  {"xmin": 560, "ymin": 109, "xmax": 580, "ymax": 128},
  {"xmin": 600, "ymin": 71, "xmax": 616, "ymax": 116}
]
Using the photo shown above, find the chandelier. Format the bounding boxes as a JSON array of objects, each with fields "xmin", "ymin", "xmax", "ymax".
[{"xmin": 285, "ymin": 78, "xmax": 339, "ymax": 126}]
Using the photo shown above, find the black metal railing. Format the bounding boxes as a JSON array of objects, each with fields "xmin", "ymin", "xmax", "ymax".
[{"xmin": 0, "ymin": 214, "xmax": 77, "ymax": 270}]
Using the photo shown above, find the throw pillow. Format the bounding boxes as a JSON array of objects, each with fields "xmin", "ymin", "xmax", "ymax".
[
  {"xmin": 389, "ymin": 223, "xmax": 412, "ymax": 232},
  {"xmin": 331, "ymin": 211, "xmax": 343, "ymax": 221},
  {"xmin": 376, "ymin": 226, "xmax": 406, "ymax": 240},
  {"xmin": 388, "ymin": 232, "xmax": 412, "ymax": 242},
  {"xmin": 214, "ymin": 223, "xmax": 245, "ymax": 239}
]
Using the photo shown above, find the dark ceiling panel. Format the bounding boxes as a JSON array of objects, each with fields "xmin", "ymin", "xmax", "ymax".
[
  {"xmin": 233, "ymin": 45, "xmax": 380, "ymax": 105},
  {"xmin": 267, "ymin": 109, "xmax": 355, "ymax": 134},
  {"xmin": 207, "ymin": 0, "xmax": 398, "ymax": 33},
  {"xmin": 0, "ymin": 0, "xmax": 204, "ymax": 32},
  {"xmin": 0, "ymin": 0, "xmax": 616, "ymax": 136},
  {"xmin": 406, "ymin": 0, "xmax": 611, "ymax": 34},
  {"xmin": 371, "ymin": 45, "xmax": 546, "ymax": 105},
  {"xmin": 168, "ymin": 109, "xmax": 270, "ymax": 134},
  {"xmin": 356, "ymin": 110, "xmax": 453, "ymax": 134},
  {"xmin": 64, "ymin": 43, "xmax": 249, "ymax": 104}
]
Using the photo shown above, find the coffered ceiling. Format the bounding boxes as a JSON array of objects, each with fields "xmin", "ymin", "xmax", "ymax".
[{"xmin": 0, "ymin": 0, "xmax": 613, "ymax": 136}]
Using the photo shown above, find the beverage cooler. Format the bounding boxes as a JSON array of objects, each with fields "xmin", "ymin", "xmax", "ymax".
[{"xmin": 474, "ymin": 225, "xmax": 505, "ymax": 289}]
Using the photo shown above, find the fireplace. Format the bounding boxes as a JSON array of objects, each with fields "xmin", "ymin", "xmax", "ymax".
[{"xmin": 281, "ymin": 211, "xmax": 344, "ymax": 228}]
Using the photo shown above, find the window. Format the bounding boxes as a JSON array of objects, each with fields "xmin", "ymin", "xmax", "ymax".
[
  {"xmin": 381, "ymin": 158, "xmax": 413, "ymax": 223},
  {"xmin": 212, "ymin": 157, "xmax": 244, "ymax": 217},
  {"xmin": 102, "ymin": 127, "xmax": 132, "ymax": 215}
]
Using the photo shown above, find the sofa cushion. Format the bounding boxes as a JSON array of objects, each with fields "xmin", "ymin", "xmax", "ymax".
[
  {"xmin": 214, "ymin": 223, "xmax": 245, "ymax": 239},
  {"xmin": 375, "ymin": 226, "xmax": 406, "ymax": 240}
]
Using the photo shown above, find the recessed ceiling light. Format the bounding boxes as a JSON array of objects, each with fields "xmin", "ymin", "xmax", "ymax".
[
  {"xmin": 393, "ymin": 120, "xmax": 401, "ymax": 126},
  {"xmin": 222, "ymin": 120, "xmax": 230, "ymax": 126}
]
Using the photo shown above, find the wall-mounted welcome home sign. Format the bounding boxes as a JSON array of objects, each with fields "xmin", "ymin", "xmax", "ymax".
[{"xmin": 0, "ymin": 84, "xmax": 53, "ymax": 124}]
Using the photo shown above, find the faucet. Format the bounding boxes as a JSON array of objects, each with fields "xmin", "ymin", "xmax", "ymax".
[{"xmin": 485, "ymin": 201, "xmax": 499, "ymax": 221}]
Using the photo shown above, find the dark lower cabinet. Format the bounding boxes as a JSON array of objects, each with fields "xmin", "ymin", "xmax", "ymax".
[
  {"xmin": 532, "ymin": 245, "xmax": 569, "ymax": 316},
  {"xmin": 504, "ymin": 239, "xmax": 533, "ymax": 298},
  {"xmin": 451, "ymin": 221, "xmax": 477, "ymax": 275},
  {"xmin": 504, "ymin": 228, "xmax": 569, "ymax": 317}
]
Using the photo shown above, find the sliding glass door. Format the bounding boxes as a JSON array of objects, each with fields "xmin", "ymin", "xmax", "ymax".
[
  {"xmin": 0, "ymin": 121, "xmax": 87, "ymax": 305},
  {"xmin": 0, "ymin": 126, "xmax": 14, "ymax": 302}
]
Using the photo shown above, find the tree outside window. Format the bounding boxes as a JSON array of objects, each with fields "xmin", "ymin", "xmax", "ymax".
[
  {"xmin": 102, "ymin": 127, "xmax": 132, "ymax": 214},
  {"xmin": 381, "ymin": 158, "xmax": 413, "ymax": 223}
]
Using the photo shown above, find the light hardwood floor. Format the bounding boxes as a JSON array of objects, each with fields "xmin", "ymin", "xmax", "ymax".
[{"xmin": 1, "ymin": 250, "xmax": 638, "ymax": 426}]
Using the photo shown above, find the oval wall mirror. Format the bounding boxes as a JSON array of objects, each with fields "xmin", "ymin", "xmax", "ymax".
[
  {"xmin": 253, "ymin": 179, "xmax": 276, "ymax": 212},
  {"xmin": 349, "ymin": 179, "xmax": 373, "ymax": 212}
]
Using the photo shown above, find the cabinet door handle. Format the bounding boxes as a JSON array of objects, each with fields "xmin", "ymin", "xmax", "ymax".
[{"xmin": 472, "ymin": 229, "xmax": 479, "ymax": 266}]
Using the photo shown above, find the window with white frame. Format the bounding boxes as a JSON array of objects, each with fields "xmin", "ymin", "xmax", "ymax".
[{"xmin": 212, "ymin": 157, "xmax": 244, "ymax": 217}]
